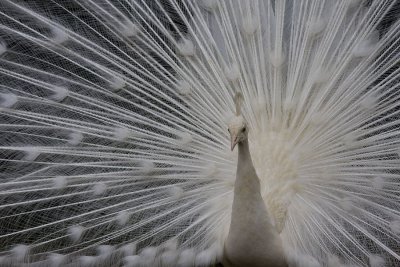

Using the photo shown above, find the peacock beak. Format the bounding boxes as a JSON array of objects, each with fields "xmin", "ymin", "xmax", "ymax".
[{"xmin": 231, "ymin": 135, "xmax": 238, "ymax": 151}]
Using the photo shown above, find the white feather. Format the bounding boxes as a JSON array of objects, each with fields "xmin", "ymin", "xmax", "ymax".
[
  {"xmin": 68, "ymin": 132, "xmax": 84, "ymax": 145},
  {"xmin": 23, "ymin": 147, "xmax": 40, "ymax": 161},
  {"xmin": 53, "ymin": 176, "xmax": 67, "ymax": 189},
  {"xmin": 123, "ymin": 255, "xmax": 141, "ymax": 267},
  {"xmin": 200, "ymin": 0, "xmax": 218, "ymax": 11},
  {"xmin": 50, "ymin": 26, "xmax": 69, "ymax": 44},
  {"xmin": 0, "ymin": 93, "xmax": 17, "ymax": 108},
  {"xmin": 0, "ymin": 1, "xmax": 399, "ymax": 266},
  {"xmin": 113, "ymin": 127, "xmax": 131, "ymax": 141},
  {"xmin": 51, "ymin": 86, "xmax": 69, "ymax": 102},
  {"xmin": 0, "ymin": 42, "xmax": 6, "ymax": 55},
  {"xmin": 369, "ymin": 255, "xmax": 385, "ymax": 267},
  {"xmin": 116, "ymin": 210, "xmax": 130, "ymax": 226},
  {"xmin": 79, "ymin": 256, "xmax": 97, "ymax": 266},
  {"xmin": 177, "ymin": 249, "xmax": 195, "ymax": 267},
  {"xmin": 93, "ymin": 182, "xmax": 107, "ymax": 196},
  {"xmin": 242, "ymin": 16, "xmax": 259, "ymax": 35},
  {"xmin": 47, "ymin": 253, "xmax": 65, "ymax": 267},
  {"xmin": 121, "ymin": 22, "xmax": 140, "ymax": 37},
  {"xmin": 11, "ymin": 245, "xmax": 29, "ymax": 262},
  {"xmin": 68, "ymin": 225, "xmax": 84, "ymax": 242},
  {"xmin": 389, "ymin": 221, "xmax": 400, "ymax": 234},
  {"xmin": 224, "ymin": 64, "xmax": 240, "ymax": 82},
  {"xmin": 177, "ymin": 38, "xmax": 195, "ymax": 56},
  {"xmin": 109, "ymin": 76, "xmax": 126, "ymax": 91},
  {"xmin": 176, "ymin": 80, "xmax": 192, "ymax": 96},
  {"xmin": 120, "ymin": 243, "xmax": 137, "ymax": 257}
]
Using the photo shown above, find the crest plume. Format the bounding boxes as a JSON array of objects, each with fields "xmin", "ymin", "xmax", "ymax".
[{"xmin": 234, "ymin": 92, "xmax": 243, "ymax": 116}]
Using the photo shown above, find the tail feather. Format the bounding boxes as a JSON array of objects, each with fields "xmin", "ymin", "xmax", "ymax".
[{"xmin": 0, "ymin": 0, "xmax": 399, "ymax": 266}]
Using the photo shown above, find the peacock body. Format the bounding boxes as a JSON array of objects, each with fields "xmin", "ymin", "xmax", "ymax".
[{"xmin": 0, "ymin": 0, "xmax": 400, "ymax": 266}]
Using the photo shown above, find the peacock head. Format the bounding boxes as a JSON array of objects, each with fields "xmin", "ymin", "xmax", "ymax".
[
  {"xmin": 228, "ymin": 92, "xmax": 248, "ymax": 151},
  {"xmin": 228, "ymin": 115, "xmax": 248, "ymax": 151}
]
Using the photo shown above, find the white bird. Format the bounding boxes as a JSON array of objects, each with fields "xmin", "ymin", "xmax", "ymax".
[
  {"xmin": 223, "ymin": 93, "xmax": 287, "ymax": 267},
  {"xmin": 0, "ymin": 0, "xmax": 399, "ymax": 267}
]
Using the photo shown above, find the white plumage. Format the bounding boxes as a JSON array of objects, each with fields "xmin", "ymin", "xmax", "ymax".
[{"xmin": 0, "ymin": 0, "xmax": 400, "ymax": 266}]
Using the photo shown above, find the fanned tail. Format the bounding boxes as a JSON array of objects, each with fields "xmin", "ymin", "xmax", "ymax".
[{"xmin": 0, "ymin": 1, "xmax": 399, "ymax": 266}]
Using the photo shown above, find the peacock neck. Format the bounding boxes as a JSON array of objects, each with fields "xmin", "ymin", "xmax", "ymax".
[
  {"xmin": 237, "ymin": 139, "xmax": 252, "ymax": 168},
  {"xmin": 235, "ymin": 138, "xmax": 259, "ymax": 192},
  {"xmin": 223, "ymin": 138, "xmax": 288, "ymax": 267}
]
